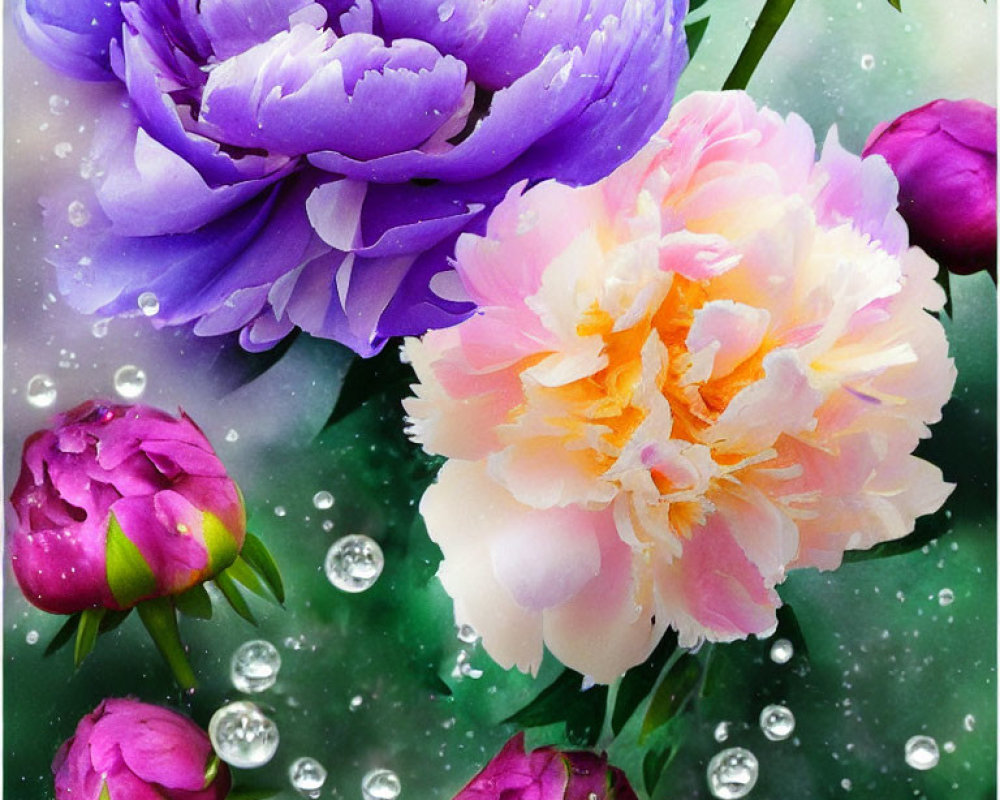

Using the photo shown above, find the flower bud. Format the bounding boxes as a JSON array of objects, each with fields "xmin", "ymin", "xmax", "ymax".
[
  {"xmin": 10, "ymin": 401, "xmax": 245, "ymax": 614},
  {"xmin": 863, "ymin": 98, "xmax": 997, "ymax": 278},
  {"xmin": 53, "ymin": 698, "xmax": 230, "ymax": 800},
  {"xmin": 454, "ymin": 734, "xmax": 637, "ymax": 800}
]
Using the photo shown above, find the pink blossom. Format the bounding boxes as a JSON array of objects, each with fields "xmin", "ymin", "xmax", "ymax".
[{"xmin": 403, "ymin": 91, "xmax": 956, "ymax": 683}]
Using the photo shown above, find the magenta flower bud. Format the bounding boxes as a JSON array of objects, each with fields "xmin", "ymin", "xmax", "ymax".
[
  {"xmin": 454, "ymin": 734, "xmax": 637, "ymax": 800},
  {"xmin": 9, "ymin": 400, "xmax": 246, "ymax": 615},
  {"xmin": 53, "ymin": 698, "xmax": 230, "ymax": 800},
  {"xmin": 863, "ymin": 98, "xmax": 997, "ymax": 278}
]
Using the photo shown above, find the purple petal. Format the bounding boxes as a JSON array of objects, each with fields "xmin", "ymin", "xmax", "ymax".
[
  {"xmin": 199, "ymin": 0, "xmax": 328, "ymax": 59},
  {"xmin": 16, "ymin": 0, "xmax": 123, "ymax": 81}
]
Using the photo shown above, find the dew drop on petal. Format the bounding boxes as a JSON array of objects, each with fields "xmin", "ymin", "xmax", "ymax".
[
  {"xmin": 289, "ymin": 756, "xmax": 327, "ymax": 798},
  {"xmin": 437, "ymin": 1, "xmax": 455, "ymax": 21},
  {"xmin": 137, "ymin": 291, "xmax": 160, "ymax": 316},
  {"xmin": 230, "ymin": 640, "xmax": 281, "ymax": 693},
  {"xmin": 904, "ymin": 735, "xmax": 940, "ymax": 770},
  {"xmin": 26, "ymin": 374, "xmax": 57, "ymax": 408},
  {"xmin": 67, "ymin": 200, "xmax": 90, "ymax": 227},
  {"xmin": 208, "ymin": 701, "xmax": 279, "ymax": 769},
  {"xmin": 707, "ymin": 747, "xmax": 758, "ymax": 799},
  {"xmin": 312, "ymin": 490, "xmax": 334, "ymax": 510},
  {"xmin": 362, "ymin": 768, "xmax": 401, "ymax": 800},
  {"xmin": 759, "ymin": 704, "xmax": 795, "ymax": 741},
  {"xmin": 113, "ymin": 365, "xmax": 147, "ymax": 399},
  {"xmin": 325, "ymin": 534, "xmax": 384, "ymax": 593},
  {"xmin": 769, "ymin": 638, "xmax": 793, "ymax": 664}
]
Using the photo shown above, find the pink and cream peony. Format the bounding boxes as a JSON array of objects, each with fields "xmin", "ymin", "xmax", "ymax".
[{"xmin": 403, "ymin": 91, "xmax": 956, "ymax": 683}]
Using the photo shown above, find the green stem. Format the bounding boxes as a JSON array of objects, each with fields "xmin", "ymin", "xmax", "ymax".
[
  {"xmin": 137, "ymin": 597, "xmax": 197, "ymax": 690},
  {"xmin": 722, "ymin": 0, "xmax": 799, "ymax": 91}
]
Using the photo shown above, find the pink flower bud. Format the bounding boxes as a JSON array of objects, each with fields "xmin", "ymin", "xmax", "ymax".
[
  {"xmin": 9, "ymin": 401, "xmax": 245, "ymax": 614},
  {"xmin": 53, "ymin": 698, "xmax": 230, "ymax": 800}
]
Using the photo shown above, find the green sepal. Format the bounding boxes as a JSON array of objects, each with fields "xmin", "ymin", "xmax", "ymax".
[
  {"xmin": 639, "ymin": 652, "xmax": 703, "ymax": 742},
  {"xmin": 106, "ymin": 513, "xmax": 158, "ymax": 608},
  {"xmin": 74, "ymin": 608, "xmax": 106, "ymax": 667},
  {"xmin": 136, "ymin": 597, "xmax": 197, "ymax": 689},
  {"xmin": 226, "ymin": 556, "xmax": 269, "ymax": 600},
  {"xmin": 214, "ymin": 569, "xmax": 257, "ymax": 625},
  {"xmin": 44, "ymin": 613, "xmax": 82, "ymax": 658},
  {"xmin": 203, "ymin": 511, "xmax": 240, "ymax": 575},
  {"xmin": 99, "ymin": 781, "xmax": 111, "ymax": 800},
  {"xmin": 174, "ymin": 584, "xmax": 213, "ymax": 620},
  {"xmin": 240, "ymin": 532, "xmax": 285, "ymax": 604},
  {"xmin": 685, "ymin": 16, "xmax": 710, "ymax": 60},
  {"xmin": 203, "ymin": 753, "xmax": 220, "ymax": 790}
]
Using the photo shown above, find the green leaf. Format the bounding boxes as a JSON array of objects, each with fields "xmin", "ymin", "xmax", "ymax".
[
  {"xmin": 203, "ymin": 753, "xmax": 220, "ymax": 790},
  {"xmin": 174, "ymin": 584, "xmax": 213, "ymax": 619},
  {"xmin": 722, "ymin": 0, "xmax": 798, "ymax": 91},
  {"xmin": 227, "ymin": 555, "xmax": 270, "ymax": 600},
  {"xmin": 688, "ymin": 0, "xmax": 710, "ymax": 10},
  {"xmin": 74, "ymin": 608, "xmax": 106, "ymax": 667},
  {"xmin": 227, "ymin": 789, "xmax": 282, "ymax": 800},
  {"xmin": 325, "ymin": 345, "xmax": 414, "ymax": 429},
  {"xmin": 886, "ymin": 0, "xmax": 901, "ymax": 9},
  {"xmin": 214, "ymin": 569, "xmax": 257, "ymax": 625},
  {"xmin": 503, "ymin": 668, "xmax": 589, "ymax": 727},
  {"xmin": 684, "ymin": 16, "xmax": 710, "ymax": 59},
  {"xmin": 240, "ymin": 532, "xmax": 285, "ymax": 604},
  {"xmin": 136, "ymin": 596, "xmax": 197, "ymax": 689},
  {"xmin": 643, "ymin": 743, "xmax": 674, "ymax": 795},
  {"xmin": 640, "ymin": 653, "xmax": 703, "ymax": 742},
  {"xmin": 565, "ymin": 686, "xmax": 609, "ymax": 747},
  {"xmin": 105, "ymin": 512, "xmax": 157, "ymax": 608},
  {"xmin": 98, "ymin": 781, "xmax": 111, "ymax": 800},
  {"xmin": 203, "ymin": 511, "xmax": 240, "ymax": 575},
  {"xmin": 44, "ymin": 613, "xmax": 81, "ymax": 658},
  {"xmin": 612, "ymin": 630, "xmax": 678, "ymax": 735}
]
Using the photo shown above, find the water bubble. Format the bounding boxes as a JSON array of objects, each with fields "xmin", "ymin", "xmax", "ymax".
[
  {"xmin": 349, "ymin": 694, "xmax": 364, "ymax": 711},
  {"xmin": 274, "ymin": 506, "xmax": 287, "ymax": 518},
  {"xmin": 224, "ymin": 428, "xmax": 239, "ymax": 443},
  {"xmin": 943, "ymin": 741, "xmax": 956, "ymax": 753},
  {"xmin": 25, "ymin": 630, "xmax": 39, "ymax": 645},
  {"xmin": 54, "ymin": 141, "xmax": 73, "ymax": 159},
  {"xmin": 937, "ymin": 588, "xmax": 954, "ymax": 606},
  {"xmin": 322, "ymin": 520, "xmax": 334, "ymax": 532},
  {"xmin": 231, "ymin": 640, "xmax": 282, "ymax": 693},
  {"xmin": 904, "ymin": 735, "xmax": 940, "ymax": 770},
  {"xmin": 860, "ymin": 54, "xmax": 875, "ymax": 70},
  {"xmin": 48, "ymin": 94, "xmax": 69, "ymax": 114},
  {"xmin": 963, "ymin": 714, "xmax": 975, "ymax": 732},
  {"xmin": 91, "ymin": 318, "xmax": 110, "ymax": 338},
  {"xmin": 325, "ymin": 534, "xmax": 384, "ymax": 593},
  {"xmin": 67, "ymin": 200, "xmax": 91, "ymax": 227},
  {"xmin": 437, "ymin": 1, "xmax": 455, "ymax": 21},
  {"xmin": 362, "ymin": 768, "xmax": 401, "ymax": 800},
  {"xmin": 26, "ymin": 374, "xmax": 57, "ymax": 408},
  {"xmin": 113, "ymin": 365, "xmax": 147, "ymax": 399},
  {"xmin": 759, "ymin": 704, "xmax": 795, "ymax": 741},
  {"xmin": 769, "ymin": 638, "xmax": 793, "ymax": 664},
  {"xmin": 456, "ymin": 624, "xmax": 479, "ymax": 644},
  {"xmin": 841, "ymin": 778, "xmax": 852, "ymax": 790},
  {"xmin": 312, "ymin": 490, "xmax": 334, "ymax": 510},
  {"xmin": 208, "ymin": 701, "xmax": 279, "ymax": 769},
  {"xmin": 707, "ymin": 748, "xmax": 758, "ymax": 799},
  {"xmin": 713, "ymin": 721, "xmax": 731, "ymax": 743},
  {"xmin": 516, "ymin": 209, "xmax": 540, "ymax": 235},
  {"xmin": 137, "ymin": 291, "xmax": 160, "ymax": 316},
  {"xmin": 289, "ymin": 756, "xmax": 327, "ymax": 798}
]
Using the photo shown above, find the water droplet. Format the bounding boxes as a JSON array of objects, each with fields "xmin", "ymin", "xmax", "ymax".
[
  {"xmin": 963, "ymin": 714, "xmax": 975, "ymax": 732},
  {"xmin": 225, "ymin": 428, "xmax": 239, "ymax": 443},
  {"xmin": 769, "ymin": 638, "xmax": 793, "ymax": 664},
  {"xmin": 516, "ymin": 209, "xmax": 539, "ymax": 234},
  {"xmin": 714, "ymin": 721, "xmax": 731, "ymax": 743},
  {"xmin": 349, "ymin": 694, "xmax": 364, "ymax": 711},
  {"xmin": 53, "ymin": 141, "xmax": 73, "ymax": 159},
  {"xmin": 841, "ymin": 778, "xmax": 852, "ymax": 790},
  {"xmin": 322, "ymin": 520, "xmax": 334, "ymax": 532},
  {"xmin": 91, "ymin": 318, "xmax": 110, "ymax": 338},
  {"xmin": 208, "ymin": 701, "xmax": 279, "ymax": 769},
  {"xmin": 25, "ymin": 630, "xmax": 39, "ymax": 645},
  {"xmin": 943, "ymin": 741, "xmax": 956, "ymax": 753},
  {"xmin": 26, "ymin": 374, "xmax": 57, "ymax": 408},
  {"xmin": 860, "ymin": 54, "xmax": 875, "ymax": 71},
  {"xmin": 289, "ymin": 756, "xmax": 327, "ymax": 798},
  {"xmin": 904, "ymin": 735, "xmax": 940, "ymax": 770},
  {"xmin": 312, "ymin": 490, "xmax": 334, "ymax": 510},
  {"xmin": 707, "ymin": 748, "xmax": 758, "ymax": 799},
  {"xmin": 325, "ymin": 534, "xmax": 384, "ymax": 593},
  {"xmin": 137, "ymin": 291, "xmax": 160, "ymax": 316},
  {"xmin": 437, "ymin": 1, "xmax": 455, "ymax": 21},
  {"xmin": 231, "ymin": 640, "xmax": 281, "ymax": 693},
  {"xmin": 113, "ymin": 365, "xmax": 147, "ymax": 399},
  {"xmin": 274, "ymin": 506, "xmax": 287, "ymax": 518},
  {"xmin": 937, "ymin": 588, "xmax": 954, "ymax": 606},
  {"xmin": 456, "ymin": 624, "xmax": 479, "ymax": 644},
  {"xmin": 67, "ymin": 200, "xmax": 90, "ymax": 227},
  {"xmin": 48, "ymin": 94, "xmax": 69, "ymax": 114},
  {"xmin": 362, "ymin": 768, "xmax": 401, "ymax": 800},
  {"xmin": 759, "ymin": 704, "xmax": 795, "ymax": 741}
]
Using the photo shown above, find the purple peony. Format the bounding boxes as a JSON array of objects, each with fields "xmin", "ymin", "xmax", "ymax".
[
  {"xmin": 19, "ymin": 0, "xmax": 690, "ymax": 355},
  {"xmin": 53, "ymin": 698, "xmax": 230, "ymax": 800},
  {"xmin": 454, "ymin": 734, "xmax": 638, "ymax": 800},
  {"xmin": 863, "ymin": 98, "xmax": 997, "ymax": 279},
  {"xmin": 9, "ymin": 400, "xmax": 245, "ymax": 614}
]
